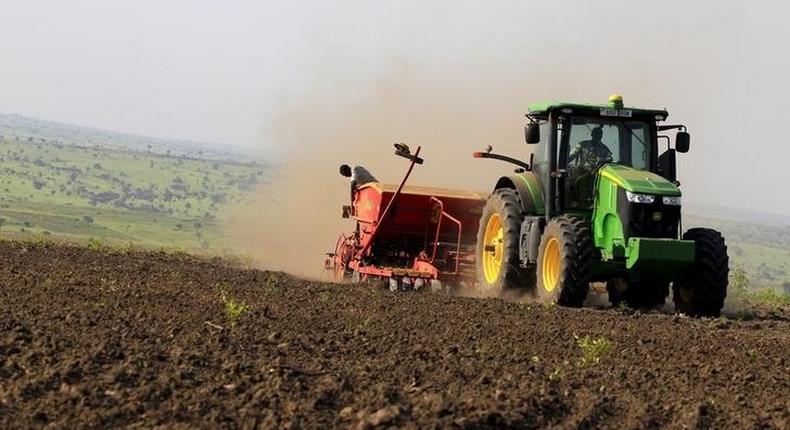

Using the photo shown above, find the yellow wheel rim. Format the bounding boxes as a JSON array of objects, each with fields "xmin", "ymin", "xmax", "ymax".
[
  {"xmin": 542, "ymin": 237, "xmax": 561, "ymax": 292},
  {"xmin": 482, "ymin": 213, "xmax": 504, "ymax": 284}
]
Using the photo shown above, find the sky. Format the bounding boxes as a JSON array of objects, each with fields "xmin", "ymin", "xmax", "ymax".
[{"xmin": 0, "ymin": 0, "xmax": 789, "ymax": 215}]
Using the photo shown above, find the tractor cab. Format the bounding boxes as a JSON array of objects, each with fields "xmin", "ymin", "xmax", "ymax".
[
  {"xmin": 527, "ymin": 95, "xmax": 685, "ymax": 217},
  {"xmin": 561, "ymin": 116, "xmax": 651, "ymax": 209}
]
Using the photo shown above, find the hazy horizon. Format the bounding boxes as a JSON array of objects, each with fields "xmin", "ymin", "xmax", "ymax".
[{"xmin": 1, "ymin": 1, "xmax": 789, "ymax": 214}]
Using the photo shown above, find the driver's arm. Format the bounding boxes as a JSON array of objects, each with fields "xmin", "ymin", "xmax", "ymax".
[
  {"xmin": 596, "ymin": 143, "xmax": 613, "ymax": 161},
  {"xmin": 569, "ymin": 140, "xmax": 595, "ymax": 166},
  {"xmin": 568, "ymin": 143, "xmax": 584, "ymax": 164}
]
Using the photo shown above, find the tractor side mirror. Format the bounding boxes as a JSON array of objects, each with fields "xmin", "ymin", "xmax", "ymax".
[
  {"xmin": 675, "ymin": 132, "xmax": 690, "ymax": 153},
  {"xmin": 339, "ymin": 164, "xmax": 352, "ymax": 178},
  {"xmin": 525, "ymin": 123, "xmax": 540, "ymax": 144},
  {"xmin": 658, "ymin": 149, "xmax": 677, "ymax": 182}
]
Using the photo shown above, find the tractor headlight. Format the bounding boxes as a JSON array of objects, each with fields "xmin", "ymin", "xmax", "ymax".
[
  {"xmin": 662, "ymin": 196, "xmax": 682, "ymax": 206},
  {"xmin": 625, "ymin": 191, "xmax": 655, "ymax": 204}
]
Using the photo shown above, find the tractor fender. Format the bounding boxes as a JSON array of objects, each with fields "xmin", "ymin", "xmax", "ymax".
[
  {"xmin": 493, "ymin": 173, "xmax": 545, "ymax": 216},
  {"xmin": 493, "ymin": 173, "xmax": 546, "ymax": 266}
]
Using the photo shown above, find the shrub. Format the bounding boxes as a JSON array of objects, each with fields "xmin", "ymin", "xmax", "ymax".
[
  {"xmin": 576, "ymin": 334, "xmax": 613, "ymax": 367},
  {"xmin": 750, "ymin": 289, "xmax": 790, "ymax": 307},
  {"xmin": 220, "ymin": 291, "xmax": 250, "ymax": 326},
  {"xmin": 86, "ymin": 237, "xmax": 103, "ymax": 250}
]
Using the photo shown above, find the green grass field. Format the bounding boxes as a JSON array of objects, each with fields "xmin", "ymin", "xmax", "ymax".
[
  {"xmin": 686, "ymin": 215, "xmax": 790, "ymax": 291},
  {"xmin": 0, "ymin": 136, "xmax": 266, "ymax": 252}
]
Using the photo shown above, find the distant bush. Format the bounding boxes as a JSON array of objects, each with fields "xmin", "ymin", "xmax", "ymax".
[
  {"xmin": 118, "ymin": 241, "xmax": 138, "ymax": 254},
  {"xmin": 86, "ymin": 237, "xmax": 103, "ymax": 250},
  {"xmin": 90, "ymin": 191, "xmax": 120, "ymax": 204},
  {"xmin": 211, "ymin": 193, "xmax": 227, "ymax": 204},
  {"xmin": 730, "ymin": 268, "xmax": 790, "ymax": 308},
  {"xmin": 730, "ymin": 268, "xmax": 750, "ymax": 297},
  {"xmin": 33, "ymin": 232, "xmax": 53, "ymax": 245},
  {"xmin": 750, "ymin": 289, "xmax": 790, "ymax": 306}
]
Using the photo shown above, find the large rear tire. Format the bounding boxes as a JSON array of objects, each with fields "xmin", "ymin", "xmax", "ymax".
[
  {"xmin": 476, "ymin": 189, "xmax": 533, "ymax": 296},
  {"xmin": 536, "ymin": 217, "xmax": 594, "ymax": 307},
  {"xmin": 673, "ymin": 228, "xmax": 729, "ymax": 317}
]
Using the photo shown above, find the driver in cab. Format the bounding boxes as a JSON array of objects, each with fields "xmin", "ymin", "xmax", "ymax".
[
  {"xmin": 568, "ymin": 126, "xmax": 612, "ymax": 170},
  {"xmin": 566, "ymin": 126, "xmax": 613, "ymax": 208}
]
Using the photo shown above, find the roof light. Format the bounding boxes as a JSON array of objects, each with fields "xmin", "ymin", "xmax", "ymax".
[{"xmin": 608, "ymin": 94, "xmax": 624, "ymax": 109}]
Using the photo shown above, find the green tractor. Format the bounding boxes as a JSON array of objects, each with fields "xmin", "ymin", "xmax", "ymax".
[{"xmin": 474, "ymin": 95, "xmax": 728, "ymax": 317}]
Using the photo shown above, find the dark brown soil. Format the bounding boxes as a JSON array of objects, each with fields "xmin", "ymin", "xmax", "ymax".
[{"xmin": 1, "ymin": 241, "xmax": 788, "ymax": 429}]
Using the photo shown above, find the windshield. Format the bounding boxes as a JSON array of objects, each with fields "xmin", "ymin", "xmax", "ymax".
[
  {"xmin": 561, "ymin": 116, "xmax": 653, "ymax": 208},
  {"xmin": 563, "ymin": 117, "xmax": 652, "ymax": 171}
]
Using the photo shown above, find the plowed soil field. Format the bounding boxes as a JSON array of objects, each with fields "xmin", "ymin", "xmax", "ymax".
[{"xmin": 1, "ymin": 242, "xmax": 788, "ymax": 429}]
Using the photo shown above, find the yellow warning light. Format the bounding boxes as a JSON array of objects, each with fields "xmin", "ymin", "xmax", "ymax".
[{"xmin": 608, "ymin": 94, "xmax": 624, "ymax": 109}]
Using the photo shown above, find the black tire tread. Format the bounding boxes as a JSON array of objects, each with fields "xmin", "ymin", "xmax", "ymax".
[
  {"xmin": 673, "ymin": 228, "xmax": 729, "ymax": 317},
  {"xmin": 536, "ymin": 216, "xmax": 595, "ymax": 307},
  {"xmin": 476, "ymin": 189, "xmax": 533, "ymax": 294}
]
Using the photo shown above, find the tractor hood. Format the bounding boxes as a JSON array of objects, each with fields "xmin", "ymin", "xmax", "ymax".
[{"xmin": 598, "ymin": 164, "xmax": 681, "ymax": 196}]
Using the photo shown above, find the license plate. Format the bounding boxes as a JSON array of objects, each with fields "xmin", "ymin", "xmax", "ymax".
[{"xmin": 600, "ymin": 108, "xmax": 632, "ymax": 117}]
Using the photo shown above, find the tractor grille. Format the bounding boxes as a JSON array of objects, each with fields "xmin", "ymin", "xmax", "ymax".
[{"xmin": 618, "ymin": 191, "xmax": 680, "ymax": 240}]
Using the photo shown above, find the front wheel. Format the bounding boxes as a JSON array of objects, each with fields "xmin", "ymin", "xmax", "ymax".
[
  {"xmin": 535, "ymin": 217, "xmax": 595, "ymax": 307},
  {"xmin": 673, "ymin": 228, "xmax": 729, "ymax": 317}
]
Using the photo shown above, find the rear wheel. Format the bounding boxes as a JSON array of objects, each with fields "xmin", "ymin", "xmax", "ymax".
[
  {"xmin": 476, "ymin": 189, "xmax": 533, "ymax": 296},
  {"xmin": 536, "ymin": 217, "xmax": 595, "ymax": 307},
  {"xmin": 673, "ymin": 228, "xmax": 729, "ymax": 317}
]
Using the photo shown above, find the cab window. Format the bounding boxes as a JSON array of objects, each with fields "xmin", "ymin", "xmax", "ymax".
[{"xmin": 562, "ymin": 117, "xmax": 652, "ymax": 208}]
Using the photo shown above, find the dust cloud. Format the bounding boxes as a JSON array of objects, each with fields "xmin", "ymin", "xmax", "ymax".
[
  {"xmin": 223, "ymin": 0, "xmax": 750, "ymax": 278},
  {"xmin": 226, "ymin": 65, "xmax": 541, "ymax": 278}
]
